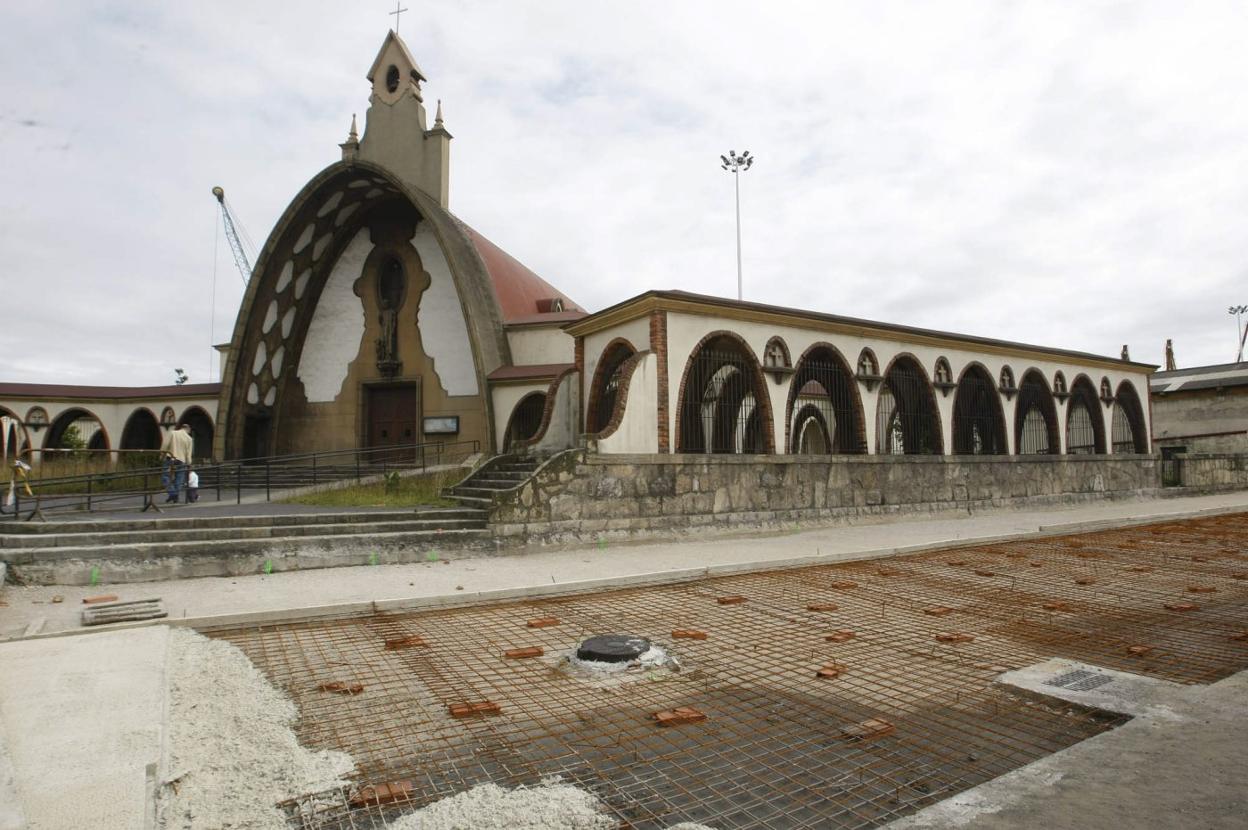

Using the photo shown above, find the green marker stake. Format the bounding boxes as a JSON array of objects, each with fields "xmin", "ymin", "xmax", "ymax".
[
  {"xmin": 597, "ymin": 537, "xmax": 607, "ymax": 551},
  {"xmin": 89, "ymin": 567, "xmax": 100, "ymax": 586},
  {"xmin": 427, "ymin": 551, "xmax": 439, "ymax": 562},
  {"xmin": 263, "ymin": 559, "xmax": 273, "ymax": 575},
  {"xmin": 369, "ymin": 552, "xmax": 379, "ymax": 566}
]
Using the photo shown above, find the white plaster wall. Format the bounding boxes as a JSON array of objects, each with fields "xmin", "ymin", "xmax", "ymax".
[
  {"xmin": 412, "ymin": 223, "xmax": 479, "ymax": 396},
  {"xmin": 506, "ymin": 326, "xmax": 575, "ymax": 365},
  {"xmin": 535, "ymin": 373, "xmax": 580, "ymax": 453},
  {"xmin": 582, "ymin": 315, "xmax": 651, "ymax": 417},
  {"xmin": 0, "ymin": 395, "xmax": 219, "ymax": 456},
  {"xmin": 598, "ymin": 353, "xmax": 659, "ymax": 455},
  {"xmin": 296, "ymin": 229, "xmax": 371, "ymax": 403},
  {"xmin": 490, "ymin": 382, "xmax": 548, "ymax": 451},
  {"xmin": 663, "ymin": 311, "xmax": 1152, "ymax": 455}
]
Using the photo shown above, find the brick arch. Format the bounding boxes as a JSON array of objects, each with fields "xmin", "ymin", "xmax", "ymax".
[
  {"xmin": 0, "ymin": 406, "xmax": 30, "ymax": 460},
  {"xmin": 591, "ymin": 350, "xmax": 651, "ymax": 441},
  {"xmin": 1015, "ymin": 368, "xmax": 1060, "ymax": 455},
  {"xmin": 503, "ymin": 392, "xmax": 548, "ymax": 450},
  {"xmin": 44, "ymin": 406, "xmax": 109, "ymax": 451},
  {"xmin": 876, "ymin": 352, "xmax": 943, "ymax": 454},
  {"xmin": 508, "ymin": 367, "xmax": 579, "ymax": 452},
  {"xmin": 784, "ymin": 341, "xmax": 866, "ymax": 454},
  {"xmin": 674, "ymin": 329, "xmax": 775, "ymax": 454},
  {"xmin": 585, "ymin": 337, "xmax": 637, "ymax": 433},
  {"xmin": 951, "ymin": 361, "xmax": 1007, "ymax": 455},
  {"xmin": 1066, "ymin": 373, "xmax": 1106, "ymax": 454},
  {"xmin": 120, "ymin": 407, "xmax": 162, "ymax": 451},
  {"xmin": 1112, "ymin": 379, "xmax": 1149, "ymax": 454}
]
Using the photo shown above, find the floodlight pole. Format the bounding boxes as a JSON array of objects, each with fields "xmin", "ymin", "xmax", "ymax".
[
  {"xmin": 1231, "ymin": 304, "xmax": 1248, "ymax": 362},
  {"xmin": 721, "ymin": 150, "xmax": 753, "ymax": 301}
]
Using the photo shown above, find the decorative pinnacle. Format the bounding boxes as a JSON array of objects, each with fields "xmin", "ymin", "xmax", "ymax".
[
  {"xmin": 347, "ymin": 113, "xmax": 359, "ymax": 142},
  {"xmin": 434, "ymin": 99, "xmax": 444, "ymax": 128}
]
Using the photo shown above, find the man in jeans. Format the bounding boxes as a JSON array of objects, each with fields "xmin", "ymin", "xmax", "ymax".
[{"xmin": 160, "ymin": 424, "xmax": 194, "ymax": 503}]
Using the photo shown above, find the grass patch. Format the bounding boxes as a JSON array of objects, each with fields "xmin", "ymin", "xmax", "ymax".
[{"xmin": 281, "ymin": 468, "xmax": 462, "ymax": 508}]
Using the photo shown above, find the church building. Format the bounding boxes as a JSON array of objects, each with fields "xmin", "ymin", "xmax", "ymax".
[{"xmin": 5, "ymin": 30, "xmax": 1155, "ymax": 480}]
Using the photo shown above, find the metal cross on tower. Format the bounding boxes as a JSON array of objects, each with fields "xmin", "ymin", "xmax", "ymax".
[{"xmin": 389, "ymin": 2, "xmax": 409, "ymax": 33}]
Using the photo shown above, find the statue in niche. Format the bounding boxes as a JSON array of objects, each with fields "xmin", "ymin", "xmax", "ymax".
[{"xmin": 375, "ymin": 256, "xmax": 404, "ymax": 377}]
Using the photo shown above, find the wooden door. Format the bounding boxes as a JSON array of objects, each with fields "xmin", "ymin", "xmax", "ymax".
[{"xmin": 367, "ymin": 383, "xmax": 420, "ymax": 460}]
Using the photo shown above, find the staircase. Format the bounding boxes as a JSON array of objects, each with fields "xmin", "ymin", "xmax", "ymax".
[
  {"xmin": 0, "ymin": 507, "xmax": 492, "ymax": 585},
  {"xmin": 445, "ymin": 455, "xmax": 541, "ymax": 507}
]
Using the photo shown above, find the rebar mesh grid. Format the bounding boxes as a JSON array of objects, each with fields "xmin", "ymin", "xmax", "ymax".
[{"xmin": 208, "ymin": 514, "xmax": 1248, "ymax": 829}]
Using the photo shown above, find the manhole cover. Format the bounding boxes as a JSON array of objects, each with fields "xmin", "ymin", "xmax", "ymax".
[
  {"xmin": 1045, "ymin": 669, "xmax": 1115, "ymax": 692},
  {"xmin": 576, "ymin": 634, "xmax": 651, "ymax": 663}
]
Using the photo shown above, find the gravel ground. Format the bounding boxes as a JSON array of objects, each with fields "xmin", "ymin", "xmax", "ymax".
[
  {"xmin": 385, "ymin": 779, "xmax": 715, "ymax": 830},
  {"xmin": 157, "ymin": 628, "xmax": 356, "ymax": 829}
]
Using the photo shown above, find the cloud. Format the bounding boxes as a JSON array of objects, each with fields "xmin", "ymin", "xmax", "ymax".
[{"xmin": 3, "ymin": 0, "xmax": 1248, "ymax": 386}]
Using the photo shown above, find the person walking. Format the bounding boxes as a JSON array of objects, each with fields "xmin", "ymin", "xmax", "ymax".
[{"xmin": 160, "ymin": 423, "xmax": 194, "ymax": 503}]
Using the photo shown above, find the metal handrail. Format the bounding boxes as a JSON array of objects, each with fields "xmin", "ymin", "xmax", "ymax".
[{"xmin": 3, "ymin": 439, "xmax": 480, "ymax": 521}]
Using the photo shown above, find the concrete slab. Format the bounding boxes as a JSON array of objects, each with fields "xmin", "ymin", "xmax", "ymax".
[
  {"xmin": 0, "ymin": 627, "xmax": 167, "ymax": 829},
  {"xmin": 1, "ymin": 489, "xmax": 1245, "ymax": 640},
  {"xmin": 887, "ymin": 667, "xmax": 1248, "ymax": 830},
  {"xmin": 0, "ymin": 718, "xmax": 28, "ymax": 830},
  {"xmin": 996, "ymin": 657, "xmax": 1189, "ymax": 719}
]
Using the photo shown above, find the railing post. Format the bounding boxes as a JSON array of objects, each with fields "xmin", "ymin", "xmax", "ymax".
[
  {"xmin": 356, "ymin": 449, "xmax": 361, "ymax": 482},
  {"xmin": 86, "ymin": 475, "xmax": 93, "ymax": 513},
  {"xmin": 236, "ymin": 464, "xmax": 242, "ymax": 505},
  {"xmin": 312, "ymin": 455, "xmax": 318, "ymax": 487},
  {"xmin": 266, "ymin": 461, "xmax": 271, "ymax": 502}
]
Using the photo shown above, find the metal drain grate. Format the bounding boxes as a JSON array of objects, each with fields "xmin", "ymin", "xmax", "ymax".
[{"xmin": 1045, "ymin": 669, "xmax": 1115, "ymax": 692}]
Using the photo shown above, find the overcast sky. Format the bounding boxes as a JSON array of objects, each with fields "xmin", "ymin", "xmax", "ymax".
[{"xmin": 2, "ymin": 1, "xmax": 1247, "ymax": 386}]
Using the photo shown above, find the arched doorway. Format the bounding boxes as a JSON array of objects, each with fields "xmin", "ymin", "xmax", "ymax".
[
  {"xmin": 951, "ymin": 363, "xmax": 1007, "ymax": 454},
  {"xmin": 1112, "ymin": 381, "xmax": 1148, "ymax": 454},
  {"xmin": 786, "ymin": 344, "xmax": 865, "ymax": 454},
  {"xmin": 44, "ymin": 408, "xmax": 108, "ymax": 452},
  {"xmin": 504, "ymin": 393, "xmax": 546, "ymax": 450},
  {"xmin": 1015, "ymin": 369, "xmax": 1060, "ymax": 454},
  {"xmin": 1065, "ymin": 375, "xmax": 1105, "ymax": 454},
  {"xmin": 120, "ymin": 409, "xmax": 162, "ymax": 451},
  {"xmin": 586, "ymin": 340, "xmax": 636, "ymax": 434},
  {"xmin": 676, "ymin": 333, "xmax": 773, "ymax": 454},
  {"xmin": 179, "ymin": 407, "xmax": 216, "ymax": 461},
  {"xmin": 876, "ymin": 355, "xmax": 942, "ymax": 455}
]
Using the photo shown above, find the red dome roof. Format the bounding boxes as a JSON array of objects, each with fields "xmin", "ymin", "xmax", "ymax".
[{"xmin": 459, "ymin": 222, "xmax": 585, "ymax": 324}]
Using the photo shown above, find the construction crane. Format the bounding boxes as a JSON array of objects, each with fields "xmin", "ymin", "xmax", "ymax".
[{"xmin": 212, "ymin": 186, "xmax": 255, "ymax": 284}]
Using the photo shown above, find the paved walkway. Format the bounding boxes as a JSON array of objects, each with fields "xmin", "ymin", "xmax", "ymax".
[
  {"xmin": 890, "ymin": 665, "xmax": 1248, "ymax": 829},
  {"xmin": 3, "ymin": 490, "xmax": 1246, "ymax": 639},
  {"xmin": 0, "ymin": 627, "xmax": 168, "ymax": 829}
]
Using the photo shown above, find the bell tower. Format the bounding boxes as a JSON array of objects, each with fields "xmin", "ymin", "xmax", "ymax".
[{"xmin": 354, "ymin": 31, "xmax": 452, "ymax": 207}]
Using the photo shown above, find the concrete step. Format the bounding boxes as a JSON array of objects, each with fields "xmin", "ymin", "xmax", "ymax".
[
  {"xmin": 450, "ymin": 495, "xmax": 494, "ymax": 507},
  {"xmin": 0, "ymin": 517, "xmax": 487, "ymax": 549},
  {"xmin": 2, "ymin": 528, "xmax": 497, "ymax": 585},
  {"xmin": 460, "ymin": 477, "xmax": 522, "ymax": 489},
  {"xmin": 447, "ymin": 486, "xmax": 509, "ymax": 499},
  {"xmin": 0, "ymin": 508, "xmax": 485, "ymax": 537}
]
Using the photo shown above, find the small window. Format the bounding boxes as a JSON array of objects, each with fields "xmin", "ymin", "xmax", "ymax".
[{"xmin": 385, "ymin": 65, "xmax": 400, "ymax": 93}]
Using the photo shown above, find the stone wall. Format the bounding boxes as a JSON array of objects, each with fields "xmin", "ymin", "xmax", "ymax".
[
  {"xmin": 1171, "ymin": 453, "xmax": 1248, "ymax": 490},
  {"xmin": 491, "ymin": 452, "xmax": 1162, "ymax": 544}
]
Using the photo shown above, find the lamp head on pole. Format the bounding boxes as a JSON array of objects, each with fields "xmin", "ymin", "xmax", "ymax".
[{"xmin": 721, "ymin": 149, "xmax": 754, "ymax": 173}]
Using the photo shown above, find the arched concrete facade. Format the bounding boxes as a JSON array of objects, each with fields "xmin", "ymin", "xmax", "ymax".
[
  {"xmin": 0, "ymin": 384, "xmax": 219, "ymax": 466},
  {"xmin": 215, "ymin": 160, "xmax": 513, "ymax": 460},
  {"xmin": 565, "ymin": 292, "xmax": 1154, "ymax": 458}
]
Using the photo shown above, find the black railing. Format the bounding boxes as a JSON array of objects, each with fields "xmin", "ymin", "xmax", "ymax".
[
  {"xmin": 1160, "ymin": 452, "xmax": 1248, "ymax": 490},
  {"xmin": 876, "ymin": 358, "xmax": 942, "ymax": 455},
  {"xmin": 679, "ymin": 344, "xmax": 768, "ymax": 454},
  {"xmin": 2, "ymin": 439, "xmax": 480, "ymax": 521}
]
